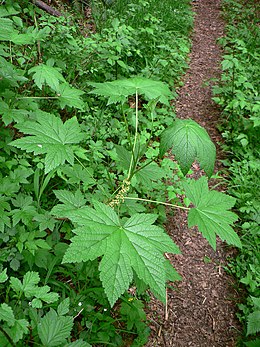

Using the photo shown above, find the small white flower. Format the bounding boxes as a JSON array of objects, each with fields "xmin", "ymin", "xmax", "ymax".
[
  {"xmin": 78, "ymin": 302, "xmax": 82, "ymax": 307},
  {"xmin": 37, "ymin": 144, "xmax": 43, "ymax": 148},
  {"xmin": 104, "ymin": 308, "xmax": 107, "ymax": 312}
]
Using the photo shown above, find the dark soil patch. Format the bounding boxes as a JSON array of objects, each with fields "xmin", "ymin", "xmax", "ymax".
[{"xmin": 145, "ymin": 0, "xmax": 241, "ymax": 346}]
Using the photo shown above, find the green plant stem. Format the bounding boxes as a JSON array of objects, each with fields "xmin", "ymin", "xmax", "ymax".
[
  {"xmin": 124, "ymin": 196, "xmax": 190, "ymax": 210},
  {"xmin": 127, "ymin": 90, "xmax": 139, "ymax": 180},
  {"xmin": 0, "ymin": 326, "xmax": 15, "ymax": 347},
  {"xmin": 17, "ymin": 96, "xmax": 59, "ymax": 99},
  {"xmin": 74, "ymin": 156, "xmax": 111, "ymax": 199},
  {"xmin": 131, "ymin": 158, "xmax": 154, "ymax": 178}
]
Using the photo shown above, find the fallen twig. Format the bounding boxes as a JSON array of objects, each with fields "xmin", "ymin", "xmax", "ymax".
[{"xmin": 32, "ymin": 0, "xmax": 62, "ymax": 17}]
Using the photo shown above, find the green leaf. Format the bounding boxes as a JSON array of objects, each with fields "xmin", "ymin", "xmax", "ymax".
[
  {"xmin": 164, "ymin": 259, "xmax": 182, "ymax": 282},
  {"xmin": 57, "ymin": 83, "xmax": 85, "ymax": 109},
  {"xmin": 0, "ymin": 303, "xmax": 15, "ymax": 326},
  {"xmin": 60, "ymin": 164, "xmax": 95, "ymax": 190},
  {"xmin": 21, "ymin": 271, "xmax": 40, "ymax": 295},
  {"xmin": 251, "ymin": 297, "xmax": 260, "ymax": 309},
  {"xmin": 51, "ymin": 189, "xmax": 86, "ymax": 218},
  {"xmin": 136, "ymin": 162, "xmax": 164, "ymax": 185},
  {"xmin": 89, "ymin": 77, "xmax": 172, "ymax": 105},
  {"xmin": 28, "ymin": 64, "xmax": 66, "ymax": 91},
  {"xmin": 245, "ymin": 339, "xmax": 260, "ymax": 347},
  {"xmin": 160, "ymin": 119, "xmax": 216, "ymax": 177},
  {"xmin": 183, "ymin": 177, "xmax": 241, "ymax": 250},
  {"xmin": 33, "ymin": 285, "xmax": 59, "ymax": 304},
  {"xmin": 38, "ymin": 308, "xmax": 73, "ymax": 347},
  {"xmin": 0, "ymin": 268, "xmax": 8, "ymax": 283},
  {"xmin": 247, "ymin": 311, "xmax": 260, "ymax": 336},
  {"xmin": 7, "ymin": 319, "xmax": 29, "ymax": 343},
  {"xmin": 9, "ymin": 113, "xmax": 84, "ymax": 173},
  {"xmin": 0, "ymin": 18, "xmax": 18, "ymax": 40},
  {"xmin": 65, "ymin": 339, "xmax": 91, "ymax": 347},
  {"xmin": 63, "ymin": 202, "xmax": 180, "ymax": 306},
  {"xmin": 57, "ymin": 298, "xmax": 70, "ymax": 316}
]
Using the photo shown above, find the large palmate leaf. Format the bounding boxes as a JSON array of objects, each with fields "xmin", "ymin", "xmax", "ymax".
[
  {"xmin": 183, "ymin": 177, "xmax": 241, "ymax": 250},
  {"xmin": 62, "ymin": 201, "xmax": 180, "ymax": 306},
  {"xmin": 9, "ymin": 112, "xmax": 84, "ymax": 173},
  {"xmin": 160, "ymin": 119, "xmax": 216, "ymax": 177},
  {"xmin": 89, "ymin": 77, "xmax": 172, "ymax": 105}
]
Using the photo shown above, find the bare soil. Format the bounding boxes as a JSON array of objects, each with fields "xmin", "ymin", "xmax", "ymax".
[{"xmin": 145, "ymin": 0, "xmax": 241, "ymax": 346}]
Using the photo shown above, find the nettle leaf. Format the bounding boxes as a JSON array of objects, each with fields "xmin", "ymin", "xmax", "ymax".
[
  {"xmin": 89, "ymin": 77, "xmax": 172, "ymax": 105},
  {"xmin": 9, "ymin": 113, "xmax": 84, "ymax": 173},
  {"xmin": 183, "ymin": 177, "xmax": 241, "ymax": 250},
  {"xmin": 28, "ymin": 64, "xmax": 66, "ymax": 91},
  {"xmin": 38, "ymin": 308, "xmax": 73, "ymax": 347},
  {"xmin": 62, "ymin": 202, "xmax": 180, "ymax": 306},
  {"xmin": 160, "ymin": 119, "xmax": 216, "ymax": 177}
]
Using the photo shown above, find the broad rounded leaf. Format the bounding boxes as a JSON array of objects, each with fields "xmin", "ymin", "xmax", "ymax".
[{"xmin": 160, "ymin": 119, "xmax": 216, "ymax": 177}]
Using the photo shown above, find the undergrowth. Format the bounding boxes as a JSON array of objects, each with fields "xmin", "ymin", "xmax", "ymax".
[
  {"xmin": 213, "ymin": 0, "xmax": 260, "ymax": 345},
  {"xmin": 0, "ymin": 0, "xmax": 243, "ymax": 346}
]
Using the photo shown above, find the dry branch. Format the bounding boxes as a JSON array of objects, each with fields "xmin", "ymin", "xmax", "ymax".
[{"xmin": 33, "ymin": 0, "xmax": 62, "ymax": 17}]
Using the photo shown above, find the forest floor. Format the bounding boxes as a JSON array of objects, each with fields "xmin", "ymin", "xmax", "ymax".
[{"xmin": 144, "ymin": 0, "xmax": 242, "ymax": 346}]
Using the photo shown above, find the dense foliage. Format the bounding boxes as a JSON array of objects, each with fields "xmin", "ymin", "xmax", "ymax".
[
  {"xmin": 213, "ymin": 0, "xmax": 260, "ymax": 345},
  {"xmin": 0, "ymin": 0, "xmax": 243, "ymax": 346}
]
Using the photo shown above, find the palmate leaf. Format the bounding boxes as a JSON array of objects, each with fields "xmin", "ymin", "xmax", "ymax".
[
  {"xmin": 160, "ymin": 119, "xmax": 216, "ymax": 177},
  {"xmin": 183, "ymin": 177, "xmax": 241, "ymax": 250},
  {"xmin": 56, "ymin": 83, "xmax": 85, "ymax": 110},
  {"xmin": 62, "ymin": 202, "xmax": 180, "ymax": 306},
  {"xmin": 9, "ymin": 113, "xmax": 84, "ymax": 173},
  {"xmin": 89, "ymin": 77, "xmax": 172, "ymax": 105},
  {"xmin": 28, "ymin": 64, "xmax": 66, "ymax": 91}
]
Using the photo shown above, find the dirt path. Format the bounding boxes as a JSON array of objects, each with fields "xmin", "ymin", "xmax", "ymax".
[{"xmin": 145, "ymin": 1, "xmax": 241, "ymax": 346}]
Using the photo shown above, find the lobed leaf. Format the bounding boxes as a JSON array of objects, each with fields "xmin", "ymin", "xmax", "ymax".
[
  {"xmin": 28, "ymin": 64, "xmax": 65, "ymax": 91},
  {"xmin": 89, "ymin": 77, "xmax": 172, "ymax": 105},
  {"xmin": 62, "ymin": 202, "xmax": 180, "ymax": 306},
  {"xmin": 38, "ymin": 309, "xmax": 73, "ymax": 347},
  {"xmin": 9, "ymin": 113, "xmax": 84, "ymax": 173},
  {"xmin": 183, "ymin": 177, "xmax": 241, "ymax": 250}
]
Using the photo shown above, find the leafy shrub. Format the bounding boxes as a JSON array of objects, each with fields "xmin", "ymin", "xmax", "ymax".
[
  {"xmin": 0, "ymin": 0, "xmax": 241, "ymax": 345},
  {"xmin": 213, "ymin": 0, "xmax": 260, "ymax": 344}
]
